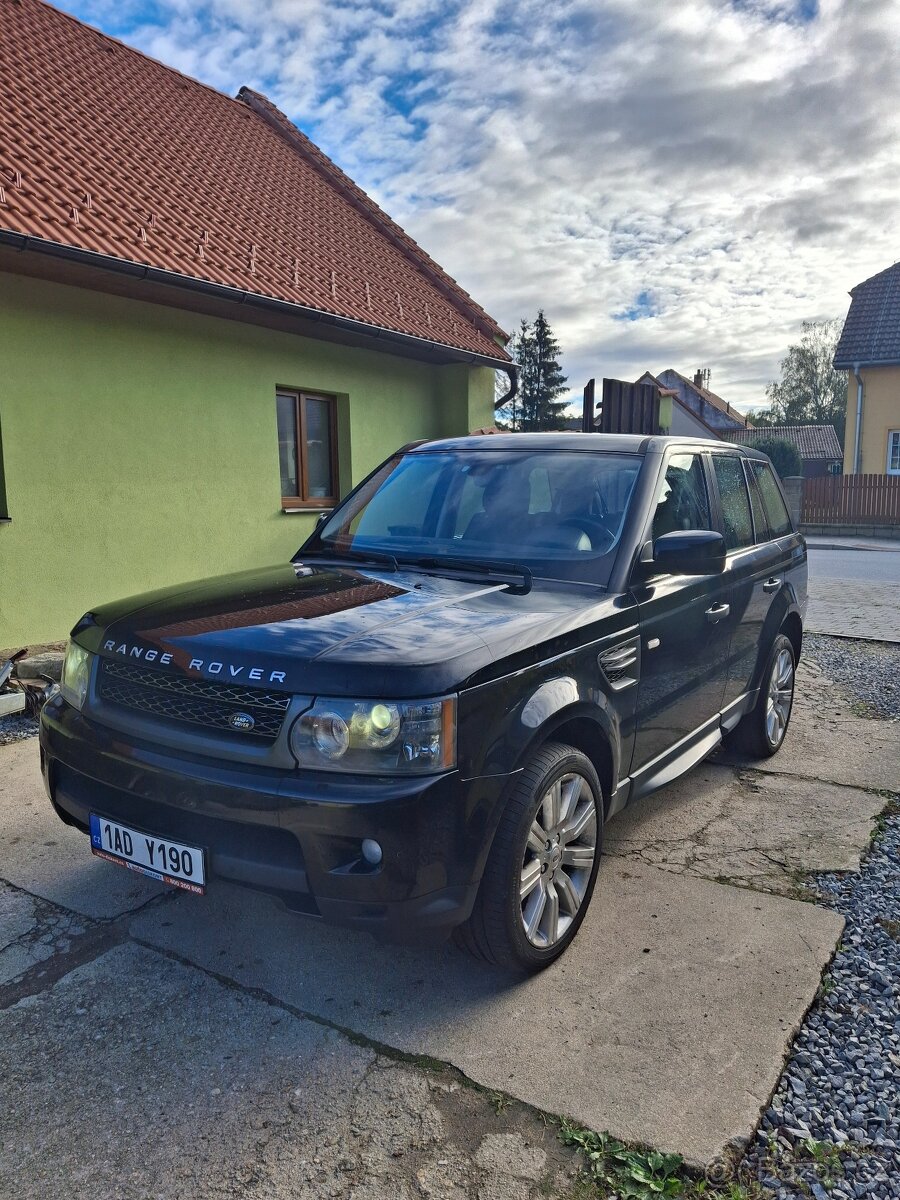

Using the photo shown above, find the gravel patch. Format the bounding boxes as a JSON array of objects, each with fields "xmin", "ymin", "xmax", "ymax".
[
  {"xmin": 0, "ymin": 713, "xmax": 39, "ymax": 745},
  {"xmin": 741, "ymin": 806, "xmax": 900, "ymax": 1198},
  {"xmin": 738, "ymin": 634, "xmax": 899, "ymax": 1199},
  {"xmin": 805, "ymin": 635, "xmax": 900, "ymax": 722}
]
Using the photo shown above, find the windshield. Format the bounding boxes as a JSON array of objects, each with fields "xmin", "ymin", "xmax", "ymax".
[{"xmin": 309, "ymin": 449, "xmax": 643, "ymax": 583}]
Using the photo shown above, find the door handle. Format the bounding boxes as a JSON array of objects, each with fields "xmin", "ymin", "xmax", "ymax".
[
  {"xmin": 705, "ymin": 603, "xmax": 730, "ymax": 623},
  {"xmin": 763, "ymin": 577, "xmax": 781, "ymax": 593}
]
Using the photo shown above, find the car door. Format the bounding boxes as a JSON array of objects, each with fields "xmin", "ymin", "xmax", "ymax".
[
  {"xmin": 630, "ymin": 449, "xmax": 733, "ymax": 774},
  {"xmin": 712, "ymin": 452, "xmax": 793, "ymax": 711}
]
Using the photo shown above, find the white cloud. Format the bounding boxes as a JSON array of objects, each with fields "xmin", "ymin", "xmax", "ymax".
[{"xmin": 64, "ymin": 0, "xmax": 900, "ymax": 411}]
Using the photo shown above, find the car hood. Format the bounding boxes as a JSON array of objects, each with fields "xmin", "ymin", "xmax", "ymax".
[{"xmin": 79, "ymin": 560, "xmax": 629, "ymax": 696}]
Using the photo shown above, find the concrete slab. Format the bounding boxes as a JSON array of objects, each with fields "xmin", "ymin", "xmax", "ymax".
[
  {"xmin": 0, "ymin": 942, "xmax": 577, "ymax": 1200},
  {"xmin": 0, "ymin": 739, "xmax": 164, "ymax": 918},
  {"xmin": 0, "ymin": 880, "xmax": 90, "ymax": 985},
  {"xmin": 131, "ymin": 860, "xmax": 843, "ymax": 1166},
  {"xmin": 716, "ymin": 662, "xmax": 900, "ymax": 793},
  {"xmin": 607, "ymin": 761, "xmax": 885, "ymax": 896}
]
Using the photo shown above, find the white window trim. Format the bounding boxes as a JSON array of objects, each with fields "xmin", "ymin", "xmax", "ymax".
[{"xmin": 887, "ymin": 429, "xmax": 900, "ymax": 476}]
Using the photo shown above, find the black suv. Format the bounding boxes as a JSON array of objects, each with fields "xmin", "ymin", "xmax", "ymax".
[{"xmin": 41, "ymin": 434, "xmax": 806, "ymax": 970}]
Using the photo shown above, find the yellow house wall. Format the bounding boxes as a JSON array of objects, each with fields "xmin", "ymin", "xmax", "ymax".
[{"xmin": 844, "ymin": 366, "xmax": 900, "ymax": 474}]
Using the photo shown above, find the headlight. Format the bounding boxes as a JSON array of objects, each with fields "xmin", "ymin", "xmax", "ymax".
[
  {"xmin": 60, "ymin": 641, "xmax": 93, "ymax": 711},
  {"xmin": 289, "ymin": 695, "xmax": 456, "ymax": 774}
]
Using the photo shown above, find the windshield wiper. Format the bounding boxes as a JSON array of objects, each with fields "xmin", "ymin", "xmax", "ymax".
[
  {"xmin": 295, "ymin": 547, "xmax": 399, "ymax": 572},
  {"xmin": 397, "ymin": 556, "xmax": 533, "ymax": 595}
]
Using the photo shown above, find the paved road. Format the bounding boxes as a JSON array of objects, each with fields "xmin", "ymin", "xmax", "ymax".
[{"xmin": 807, "ymin": 542, "xmax": 900, "ymax": 642}]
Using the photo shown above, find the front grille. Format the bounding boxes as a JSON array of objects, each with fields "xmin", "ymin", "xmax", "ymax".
[{"xmin": 98, "ymin": 658, "xmax": 290, "ymax": 740}]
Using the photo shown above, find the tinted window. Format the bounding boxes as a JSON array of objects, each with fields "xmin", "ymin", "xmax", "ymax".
[
  {"xmin": 744, "ymin": 462, "xmax": 770, "ymax": 543},
  {"xmin": 651, "ymin": 452, "xmax": 711, "ymax": 540},
  {"xmin": 316, "ymin": 449, "xmax": 642, "ymax": 583},
  {"xmin": 750, "ymin": 462, "xmax": 793, "ymax": 536},
  {"xmin": 712, "ymin": 455, "xmax": 753, "ymax": 551}
]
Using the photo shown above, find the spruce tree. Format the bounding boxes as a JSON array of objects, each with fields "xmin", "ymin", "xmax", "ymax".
[
  {"xmin": 496, "ymin": 312, "xmax": 568, "ymax": 431},
  {"xmin": 530, "ymin": 310, "xmax": 568, "ymax": 430}
]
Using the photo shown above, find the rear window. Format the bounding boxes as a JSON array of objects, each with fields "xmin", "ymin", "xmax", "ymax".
[{"xmin": 750, "ymin": 462, "xmax": 793, "ymax": 537}]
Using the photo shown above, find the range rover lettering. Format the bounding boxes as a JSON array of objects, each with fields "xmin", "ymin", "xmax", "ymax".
[{"xmin": 41, "ymin": 434, "xmax": 807, "ymax": 971}]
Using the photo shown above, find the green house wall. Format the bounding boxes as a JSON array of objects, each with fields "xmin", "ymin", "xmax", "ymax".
[{"xmin": 0, "ymin": 272, "xmax": 495, "ymax": 646}]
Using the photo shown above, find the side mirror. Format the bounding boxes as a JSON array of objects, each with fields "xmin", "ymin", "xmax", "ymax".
[{"xmin": 651, "ymin": 529, "xmax": 726, "ymax": 576}]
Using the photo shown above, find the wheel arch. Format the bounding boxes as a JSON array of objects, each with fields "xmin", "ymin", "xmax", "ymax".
[
  {"xmin": 780, "ymin": 609, "xmax": 803, "ymax": 664},
  {"xmin": 516, "ymin": 705, "xmax": 616, "ymax": 817}
]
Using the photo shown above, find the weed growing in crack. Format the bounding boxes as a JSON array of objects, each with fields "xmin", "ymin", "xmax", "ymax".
[
  {"xmin": 559, "ymin": 1120, "xmax": 686, "ymax": 1198},
  {"xmin": 488, "ymin": 1090, "xmax": 513, "ymax": 1115}
]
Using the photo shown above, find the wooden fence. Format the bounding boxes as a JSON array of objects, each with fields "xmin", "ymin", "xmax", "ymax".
[{"xmin": 802, "ymin": 474, "xmax": 900, "ymax": 525}]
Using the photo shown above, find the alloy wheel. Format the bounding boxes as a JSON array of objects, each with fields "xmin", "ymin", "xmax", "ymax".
[
  {"xmin": 765, "ymin": 647, "xmax": 794, "ymax": 748},
  {"xmin": 519, "ymin": 772, "xmax": 598, "ymax": 949}
]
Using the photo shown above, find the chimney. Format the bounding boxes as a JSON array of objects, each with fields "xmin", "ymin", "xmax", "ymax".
[
  {"xmin": 693, "ymin": 370, "xmax": 702, "ymax": 387},
  {"xmin": 693, "ymin": 368, "xmax": 711, "ymax": 391}
]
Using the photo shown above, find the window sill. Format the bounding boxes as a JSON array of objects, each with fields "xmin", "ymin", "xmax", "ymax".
[
  {"xmin": 281, "ymin": 506, "xmax": 331, "ymax": 514},
  {"xmin": 0, "ymin": 517, "xmax": 11, "ymax": 525}
]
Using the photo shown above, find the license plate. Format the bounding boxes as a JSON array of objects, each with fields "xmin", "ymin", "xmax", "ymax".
[{"xmin": 89, "ymin": 813, "xmax": 206, "ymax": 894}]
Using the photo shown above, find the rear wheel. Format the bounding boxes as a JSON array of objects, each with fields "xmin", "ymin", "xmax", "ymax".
[
  {"xmin": 727, "ymin": 633, "xmax": 796, "ymax": 758},
  {"xmin": 454, "ymin": 743, "xmax": 603, "ymax": 971}
]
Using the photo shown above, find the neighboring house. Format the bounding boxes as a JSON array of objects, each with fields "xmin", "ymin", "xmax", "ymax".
[
  {"xmin": 833, "ymin": 262, "xmax": 900, "ymax": 475},
  {"xmin": 0, "ymin": 0, "xmax": 511, "ymax": 646},
  {"xmin": 635, "ymin": 370, "xmax": 752, "ymax": 437},
  {"xmin": 720, "ymin": 425, "xmax": 843, "ymax": 477}
]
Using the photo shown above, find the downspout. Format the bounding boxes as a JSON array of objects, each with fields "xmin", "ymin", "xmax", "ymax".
[
  {"xmin": 852, "ymin": 364, "xmax": 863, "ymax": 475},
  {"xmin": 496, "ymin": 364, "xmax": 519, "ymax": 428}
]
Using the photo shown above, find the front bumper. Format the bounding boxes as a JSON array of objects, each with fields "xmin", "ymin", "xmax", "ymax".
[{"xmin": 39, "ymin": 694, "xmax": 511, "ymax": 942}]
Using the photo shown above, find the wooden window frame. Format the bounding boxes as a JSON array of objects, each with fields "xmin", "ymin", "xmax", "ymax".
[{"xmin": 278, "ymin": 389, "xmax": 339, "ymax": 510}]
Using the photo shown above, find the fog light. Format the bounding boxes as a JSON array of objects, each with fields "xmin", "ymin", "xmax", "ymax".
[{"xmin": 361, "ymin": 838, "xmax": 383, "ymax": 865}]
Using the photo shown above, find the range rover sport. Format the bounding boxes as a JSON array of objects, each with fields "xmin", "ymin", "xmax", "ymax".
[{"xmin": 40, "ymin": 434, "xmax": 807, "ymax": 971}]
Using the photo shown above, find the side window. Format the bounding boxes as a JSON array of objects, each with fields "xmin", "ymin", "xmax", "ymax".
[
  {"xmin": 750, "ymin": 462, "xmax": 793, "ymax": 537},
  {"xmin": 712, "ymin": 455, "xmax": 753, "ymax": 551},
  {"xmin": 651, "ymin": 452, "xmax": 711, "ymax": 540},
  {"xmin": 744, "ymin": 461, "xmax": 770, "ymax": 543}
]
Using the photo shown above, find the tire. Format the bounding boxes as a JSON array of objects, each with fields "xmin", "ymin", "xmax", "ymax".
[
  {"xmin": 454, "ymin": 742, "xmax": 603, "ymax": 972},
  {"xmin": 727, "ymin": 633, "xmax": 796, "ymax": 759}
]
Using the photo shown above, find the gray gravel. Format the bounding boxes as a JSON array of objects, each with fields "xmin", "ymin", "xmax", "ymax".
[
  {"xmin": 742, "ymin": 810, "xmax": 900, "ymax": 1198},
  {"xmin": 741, "ymin": 634, "xmax": 900, "ymax": 1199},
  {"xmin": 0, "ymin": 713, "xmax": 38, "ymax": 745},
  {"xmin": 805, "ymin": 635, "xmax": 900, "ymax": 722}
]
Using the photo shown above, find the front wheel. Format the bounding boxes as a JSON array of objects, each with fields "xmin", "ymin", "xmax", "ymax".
[
  {"xmin": 728, "ymin": 633, "xmax": 796, "ymax": 758},
  {"xmin": 454, "ymin": 743, "xmax": 603, "ymax": 971}
]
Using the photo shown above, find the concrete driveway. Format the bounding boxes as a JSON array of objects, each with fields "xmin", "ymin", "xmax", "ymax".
[{"xmin": 1, "ymin": 662, "xmax": 896, "ymax": 1196}]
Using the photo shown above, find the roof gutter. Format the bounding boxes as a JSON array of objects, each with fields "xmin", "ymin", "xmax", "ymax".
[
  {"xmin": 852, "ymin": 364, "xmax": 863, "ymax": 475},
  {"xmin": 0, "ymin": 230, "xmax": 513, "ymax": 372}
]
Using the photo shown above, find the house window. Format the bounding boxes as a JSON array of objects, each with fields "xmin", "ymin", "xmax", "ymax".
[
  {"xmin": 277, "ymin": 390, "xmax": 338, "ymax": 508},
  {"xmin": 887, "ymin": 430, "xmax": 900, "ymax": 475}
]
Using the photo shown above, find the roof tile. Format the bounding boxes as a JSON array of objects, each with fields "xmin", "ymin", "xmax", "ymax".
[
  {"xmin": 833, "ymin": 262, "xmax": 900, "ymax": 368},
  {"xmin": 0, "ymin": 0, "xmax": 509, "ymax": 360},
  {"xmin": 722, "ymin": 424, "xmax": 843, "ymax": 460}
]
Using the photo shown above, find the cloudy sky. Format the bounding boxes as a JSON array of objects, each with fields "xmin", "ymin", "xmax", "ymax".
[{"xmin": 60, "ymin": 0, "xmax": 900, "ymax": 412}]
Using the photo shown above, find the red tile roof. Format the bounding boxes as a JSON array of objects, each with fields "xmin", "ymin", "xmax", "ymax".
[
  {"xmin": 722, "ymin": 424, "xmax": 843, "ymax": 461},
  {"xmin": 0, "ymin": 0, "xmax": 509, "ymax": 360}
]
